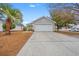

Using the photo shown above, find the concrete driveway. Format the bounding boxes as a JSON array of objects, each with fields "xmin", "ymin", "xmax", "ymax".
[{"xmin": 17, "ymin": 32, "xmax": 79, "ymax": 56}]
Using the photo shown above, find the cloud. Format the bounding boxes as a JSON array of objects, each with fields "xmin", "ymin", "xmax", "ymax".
[{"xmin": 29, "ymin": 4, "xmax": 36, "ymax": 8}]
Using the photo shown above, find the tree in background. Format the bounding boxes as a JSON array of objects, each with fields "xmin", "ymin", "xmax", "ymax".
[
  {"xmin": 26, "ymin": 24, "xmax": 33, "ymax": 31},
  {"xmin": 52, "ymin": 9, "xmax": 74, "ymax": 31},
  {"xmin": 48, "ymin": 3, "xmax": 75, "ymax": 31},
  {"xmin": 23, "ymin": 24, "xmax": 34, "ymax": 31}
]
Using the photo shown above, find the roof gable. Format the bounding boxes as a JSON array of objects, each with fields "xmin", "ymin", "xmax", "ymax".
[{"xmin": 32, "ymin": 16, "xmax": 54, "ymax": 25}]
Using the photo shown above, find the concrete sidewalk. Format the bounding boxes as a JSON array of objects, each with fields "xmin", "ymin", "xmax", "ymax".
[{"xmin": 17, "ymin": 32, "xmax": 79, "ymax": 56}]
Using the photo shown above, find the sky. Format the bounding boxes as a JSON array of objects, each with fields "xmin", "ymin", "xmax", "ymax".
[
  {"xmin": 11, "ymin": 3, "xmax": 49, "ymax": 25},
  {"xmin": 10, "ymin": 3, "xmax": 74, "ymax": 25}
]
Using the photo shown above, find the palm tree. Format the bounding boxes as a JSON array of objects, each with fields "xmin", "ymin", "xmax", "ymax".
[{"xmin": 0, "ymin": 3, "xmax": 22, "ymax": 35}]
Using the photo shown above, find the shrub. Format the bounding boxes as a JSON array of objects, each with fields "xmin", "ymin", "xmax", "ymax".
[
  {"xmin": 27, "ymin": 27, "xmax": 34, "ymax": 31},
  {"xmin": 23, "ymin": 27, "xmax": 27, "ymax": 31}
]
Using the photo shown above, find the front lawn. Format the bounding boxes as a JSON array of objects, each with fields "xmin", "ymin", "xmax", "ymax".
[
  {"xmin": 57, "ymin": 31, "xmax": 79, "ymax": 35},
  {"xmin": 56, "ymin": 31, "xmax": 79, "ymax": 38},
  {"xmin": 0, "ymin": 31, "xmax": 32, "ymax": 56}
]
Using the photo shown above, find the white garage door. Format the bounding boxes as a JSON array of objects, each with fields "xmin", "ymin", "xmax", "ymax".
[{"xmin": 34, "ymin": 25, "xmax": 53, "ymax": 31}]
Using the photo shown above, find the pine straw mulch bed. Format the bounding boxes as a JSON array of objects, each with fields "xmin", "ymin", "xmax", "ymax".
[{"xmin": 0, "ymin": 31, "xmax": 32, "ymax": 56}]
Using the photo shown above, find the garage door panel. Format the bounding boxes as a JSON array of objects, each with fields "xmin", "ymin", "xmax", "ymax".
[{"xmin": 34, "ymin": 25, "xmax": 53, "ymax": 31}]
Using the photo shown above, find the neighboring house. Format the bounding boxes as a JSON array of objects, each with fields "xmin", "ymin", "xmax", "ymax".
[
  {"xmin": 0, "ymin": 19, "xmax": 3, "ymax": 31},
  {"xmin": 31, "ymin": 16, "xmax": 56, "ymax": 31},
  {"xmin": 74, "ymin": 15, "xmax": 79, "ymax": 24},
  {"xmin": 12, "ymin": 24, "xmax": 24, "ymax": 31}
]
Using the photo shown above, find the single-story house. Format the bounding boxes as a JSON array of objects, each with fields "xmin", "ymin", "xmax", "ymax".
[
  {"xmin": 11, "ymin": 24, "xmax": 24, "ymax": 31},
  {"xmin": 31, "ymin": 16, "xmax": 56, "ymax": 31}
]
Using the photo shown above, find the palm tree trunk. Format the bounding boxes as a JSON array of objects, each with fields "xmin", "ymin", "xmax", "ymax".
[{"xmin": 5, "ymin": 17, "xmax": 11, "ymax": 35}]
